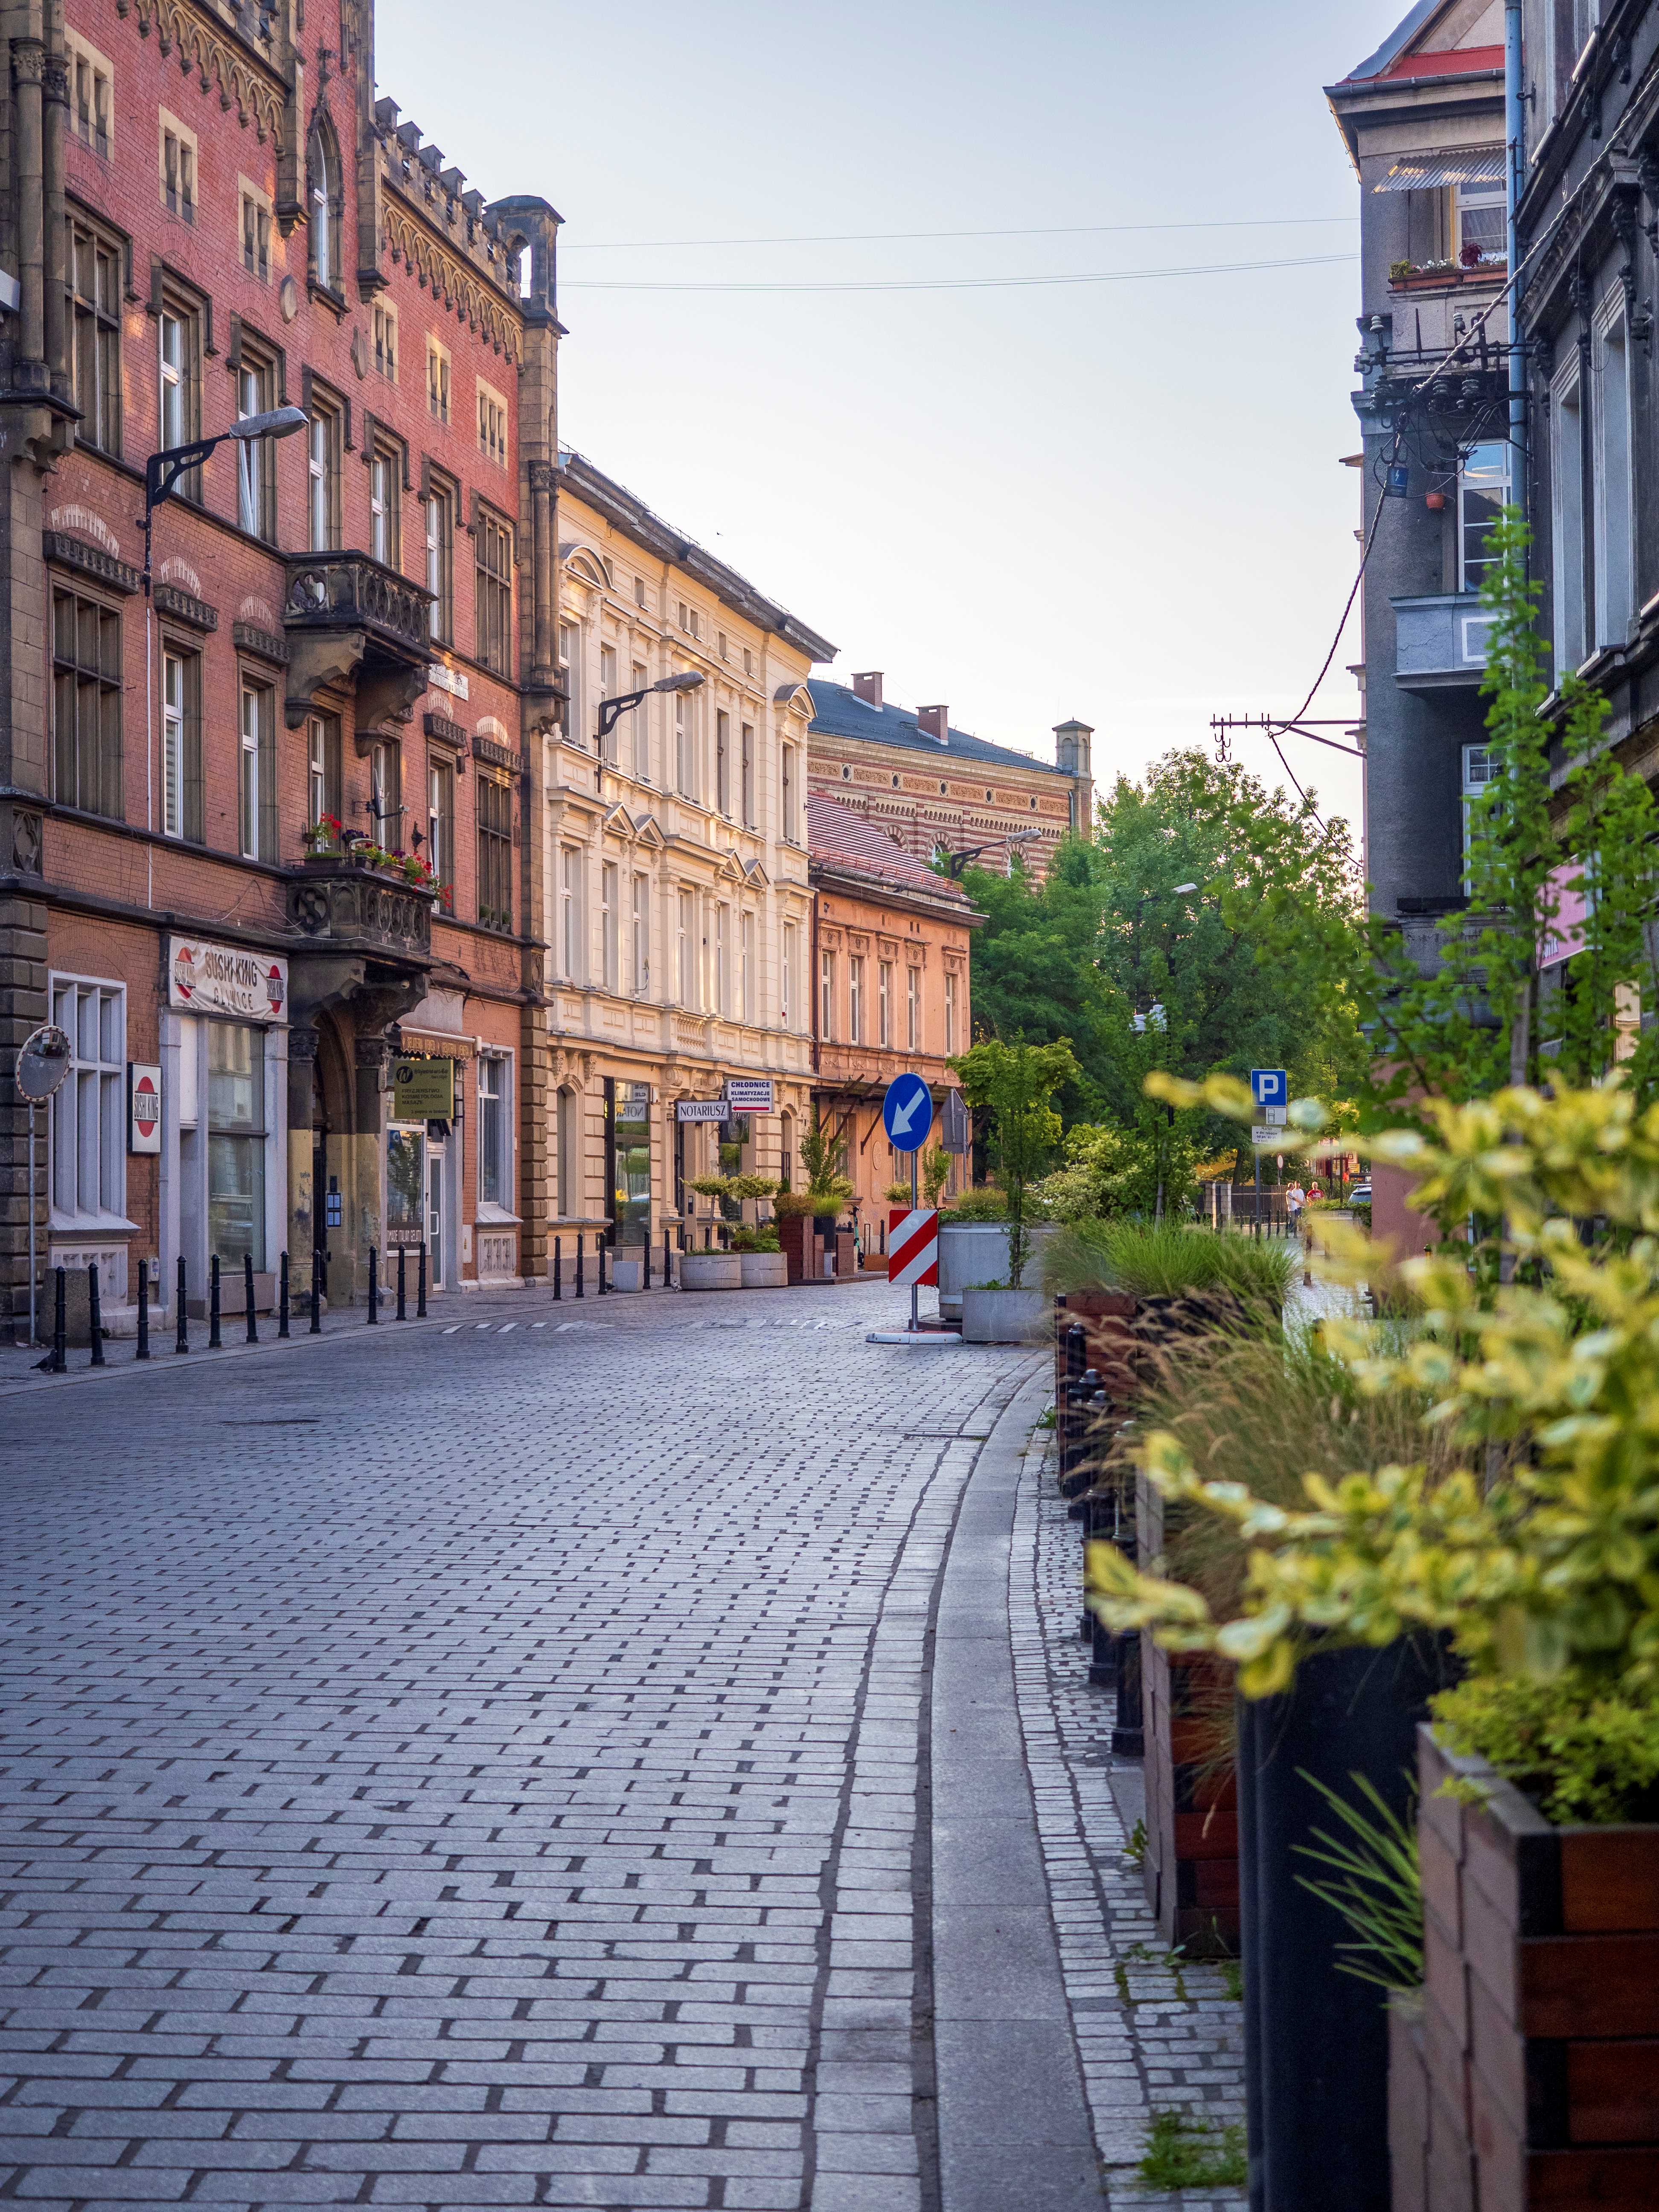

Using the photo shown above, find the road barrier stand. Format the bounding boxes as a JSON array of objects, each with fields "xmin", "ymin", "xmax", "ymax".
[
  {"xmin": 87, "ymin": 1260, "xmax": 105, "ymax": 1367},
  {"xmin": 368, "ymin": 1248, "xmax": 379, "ymax": 1324},
  {"xmin": 176, "ymin": 1254, "xmax": 189, "ymax": 1355},
  {"xmin": 244, "ymin": 1253, "xmax": 259, "ymax": 1344},
  {"xmin": 136, "ymin": 1258, "xmax": 150, "ymax": 1361},
  {"xmin": 417, "ymin": 1243, "xmax": 428, "ymax": 1318},
  {"xmin": 396, "ymin": 1245, "xmax": 407, "ymax": 1321},
  {"xmin": 278, "ymin": 1252, "xmax": 290, "ymax": 1339},
  {"xmin": 209, "ymin": 1255, "xmax": 222, "ymax": 1350}
]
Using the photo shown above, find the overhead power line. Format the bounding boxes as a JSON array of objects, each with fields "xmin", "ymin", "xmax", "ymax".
[
  {"xmin": 563, "ymin": 215, "xmax": 1356, "ymax": 252},
  {"xmin": 562, "ymin": 252, "xmax": 1356, "ymax": 295}
]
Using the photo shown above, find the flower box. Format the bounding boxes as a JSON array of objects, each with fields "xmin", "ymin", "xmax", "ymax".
[
  {"xmin": 679, "ymin": 1251, "xmax": 741, "ymax": 1292},
  {"xmin": 1394, "ymin": 1726, "xmax": 1659, "ymax": 2211}
]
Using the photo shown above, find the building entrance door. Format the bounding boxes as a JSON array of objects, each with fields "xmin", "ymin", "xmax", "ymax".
[{"xmin": 427, "ymin": 1144, "xmax": 445, "ymax": 1289}]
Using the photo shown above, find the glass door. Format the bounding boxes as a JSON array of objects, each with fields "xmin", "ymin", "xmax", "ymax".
[{"xmin": 426, "ymin": 1144, "xmax": 445, "ymax": 1288}]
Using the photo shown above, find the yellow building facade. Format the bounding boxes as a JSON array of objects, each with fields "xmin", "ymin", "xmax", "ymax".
[{"xmin": 545, "ymin": 452, "xmax": 837, "ymax": 1254}]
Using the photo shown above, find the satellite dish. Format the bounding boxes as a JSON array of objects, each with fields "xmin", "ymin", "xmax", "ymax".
[{"xmin": 15, "ymin": 1024, "xmax": 71, "ymax": 1103}]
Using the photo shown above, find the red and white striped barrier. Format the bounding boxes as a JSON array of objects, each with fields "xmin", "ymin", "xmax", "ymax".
[{"xmin": 887, "ymin": 1208, "xmax": 939, "ymax": 1288}]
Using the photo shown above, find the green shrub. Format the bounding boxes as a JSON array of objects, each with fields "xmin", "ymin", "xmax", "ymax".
[
  {"xmin": 1040, "ymin": 1220, "xmax": 1293, "ymax": 1309},
  {"xmin": 731, "ymin": 1226, "xmax": 782, "ymax": 1254},
  {"xmin": 1430, "ymin": 1676, "xmax": 1659, "ymax": 1825},
  {"xmin": 943, "ymin": 1186, "xmax": 1010, "ymax": 1222}
]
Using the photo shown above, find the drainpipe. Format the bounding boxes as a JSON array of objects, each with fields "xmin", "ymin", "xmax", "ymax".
[{"xmin": 1506, "ymin": 0, "xmax": 1527, "ymax": 524}]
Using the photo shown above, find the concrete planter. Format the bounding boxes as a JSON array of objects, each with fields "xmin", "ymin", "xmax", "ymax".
[
  {"xmin": 739, "ymin": 1252, "xmax": 787, "ymax": 1288},
  {"xmin": 937, "ymin": 1220, "xmax": 1057, "ymax": 1318},
  {"xmin": 609, "ymin": 1257, "xmax": 643, "ymax": 1293},
  {"xmin": 960, "ymin": 1285, "xmax": 1048, "ymax": 1342},
  {"xmin": 678, "ymin": 1251, "xmax": 742, "ymax": 1292}
]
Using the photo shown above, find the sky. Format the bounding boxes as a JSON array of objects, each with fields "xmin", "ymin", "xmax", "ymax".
[{"xmin": 377, "ymin": 0, "xmax": 1397, "ymax": 846}]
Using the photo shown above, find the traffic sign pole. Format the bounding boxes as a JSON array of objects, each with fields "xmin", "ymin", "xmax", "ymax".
[{"xmin": 910, "ymin": 1144, "xmax": 919, "ymax": 1335}]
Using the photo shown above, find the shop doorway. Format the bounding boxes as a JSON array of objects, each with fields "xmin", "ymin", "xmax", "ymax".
[{"xmin": 426, "ymin": 1142, "xmax": 446, "ymax": 1289}]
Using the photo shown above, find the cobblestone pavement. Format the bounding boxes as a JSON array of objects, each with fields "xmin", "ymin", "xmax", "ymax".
[
  {"xmin": 0, "ymin": 1280, "xmax": 1068, "ymax": 2212},
  {"xmin": 1013, "ymin": 1438, "xmax": 1246, "ymax": 2211}
]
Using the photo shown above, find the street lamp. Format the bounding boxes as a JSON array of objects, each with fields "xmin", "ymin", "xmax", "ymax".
[
  {"xmin": 595, "ymin": 667, "xmax": 705, "ymax": 745},
  {"xmin": 937, "ymin": 828, "xmax": 1043, "ymax": 879}
]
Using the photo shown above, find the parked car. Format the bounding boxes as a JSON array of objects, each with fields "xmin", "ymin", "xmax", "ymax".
[{"xmin": 1347, "ymin": 1181, "xmax": 1371, "ymax": 1207}]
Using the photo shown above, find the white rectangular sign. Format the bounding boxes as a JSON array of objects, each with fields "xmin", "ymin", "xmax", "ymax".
[
  {"xmin": 676, "ymin": 1099, "xmax": 730, "ymax": 1123},
  {"xmin": 725, "ymin": 1078, "xmax": 774, "ymax": 1113},
  {"xmin": 168, "ymin": 937, "xmax": 288, "ymax": 1023},
  {"xmin": 1252, "ymin": 1125, "xmax": 1286, "ymax": 1148}
]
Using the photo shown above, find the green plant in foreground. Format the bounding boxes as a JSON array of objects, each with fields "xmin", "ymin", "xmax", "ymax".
[
  {"xmin": 1040, "ymin": 1218, "xmax": 1294, "ymax": 1310},
  {"xmin": 951, "ymin": 1037, "xmax": 1079, "ymax": 1289},
  {"xmin": 1123, "ymin": 1816, "xmax": 1147, "ymax": 1867},
  {"xmin": 1292, "ymin": 1770, "xmax": 1423, "ymax": 1992},
  {"xmin": 1138, "ymin": 2110, "xmax": 1246, "ymax": 2190},
  {"xmin": 1431, "ymin": 1675, "xmax": 1659, "ymax": 1825},
  {"xmin": 942, "ymin": 1185, "xmax": 1010, "ymax": 1222},
  {"xmin": 1220, "ymin": 1960, "xmax": 1243, "ymax": 2000}
]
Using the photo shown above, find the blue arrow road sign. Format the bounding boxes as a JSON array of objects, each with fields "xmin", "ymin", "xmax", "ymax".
[
  {"xmin": 882, "ymin": 1072, "xmax": 934, "ymax": 1153},
  {"xmin": 1250, "ymin": 1068, "xmax": 1288, "ymax": 1109}
]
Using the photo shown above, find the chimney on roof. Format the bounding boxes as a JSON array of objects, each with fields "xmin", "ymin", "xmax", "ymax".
[
  {"xmin": 852, "ymin": 670, "xmax": 883, "ymax": 707},
  {"xmin": 917, "ymin": 704, "xmax": 949, "ymax": 746}
]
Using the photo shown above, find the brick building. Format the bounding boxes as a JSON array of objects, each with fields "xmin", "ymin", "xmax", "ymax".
[
  {"xmin": 807, "ymin": 792, "xmax": 979, "ymax": 1226},
  {"xmin": 0, "ymin": 0, "xmax": 564, "ymax": 1332},
  {"xmin": 806, "ymin": 672, "xmax": 1094, "ymax": 880}
]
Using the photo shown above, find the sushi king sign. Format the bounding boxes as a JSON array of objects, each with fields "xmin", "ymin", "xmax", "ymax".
[{"xmin": 167, "ymin": 937, "xmax": 288, "ymax": 1023}]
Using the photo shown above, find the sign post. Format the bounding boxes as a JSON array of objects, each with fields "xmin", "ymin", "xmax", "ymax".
[
  {"xmin": 881, "ymin": 1072, "xmax": 934, "ymax": 1335},
  {"xmin": 1250, "ymin": 1069, "xmax": 1288, "ymax": 1230}
]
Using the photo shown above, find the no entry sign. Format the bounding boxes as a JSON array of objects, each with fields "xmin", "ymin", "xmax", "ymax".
[{"xmin": 888, "ymin": 1207, "xmax": 939, "ymax": 1288}]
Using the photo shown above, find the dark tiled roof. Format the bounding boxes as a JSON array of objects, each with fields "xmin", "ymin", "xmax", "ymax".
[
  {"xmin": 806, "ymin": 680, "xmax": 1071, "ymax": 777},
  {"xmin": 807, "ymin": 794, "xmax": 971, "ymax": 905}
]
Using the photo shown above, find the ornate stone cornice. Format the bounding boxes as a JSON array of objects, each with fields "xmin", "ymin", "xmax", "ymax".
[
  {"xmin": 116, "ymin": 0, "xmax": 286, "ymax": 148},
  {"xmin": 380, "ymin": 199, "xmax": 522, "ymax": 363}
]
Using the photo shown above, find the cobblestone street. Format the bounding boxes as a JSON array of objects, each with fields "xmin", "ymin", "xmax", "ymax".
[{"xmin": 0, "ymin": 1279, "xmax": 1245, "ymax": 2211}]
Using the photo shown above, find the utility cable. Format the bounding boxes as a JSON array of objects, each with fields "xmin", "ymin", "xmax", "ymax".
[
  {"xmin": 562, "ymin": 215, "xmax": 1356, "ymax": 252},
  {"xmin": 561, "ymin": 252, "xmax": 1356, "ymax": 294}
]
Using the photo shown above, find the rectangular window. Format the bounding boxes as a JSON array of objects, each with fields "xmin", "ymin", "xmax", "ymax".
[
  {"xmin": 236, "ymin": 353, "xmax": 277, "ymax": 541},
  {"xmin": 49, "ymin": 977, "xmax": 125, "ymax": 1225},
  {"xmin": 1454, "ymin": 177, "xmax": 1507, "ymax": 268},
  {"xmin": 907, "ymin": 966, "xmax": 920, "ymax": 1051},
  {"xmin": 602, "ymin": 861, "xmax": 620, "ymax": 991},
  {"xmin": 161, "ymin": 645, "xmax": 202, "ymax": 841},
  {"xmin": 675, "ymin": 688, "xmax": 695, "ymax": 797},
  {"xmin": 782, "ymin": 922, "xmax": 796, "ymax": 1027},
  {"xmin": 599, "ymin": 643, "xmax": 618, "ymax": 764},
  {"xmin": 477, "ymin": 774, "xmax": 513, "ymax": 932},
  {"xmin": 944, "ymin": 969, "xmax": 958, "ymax": 1057},
  {"xmin": 308, "ymin": 713, "xmax": 341, "ymax": 829},
  {"xmin": 741, "ymin": 722, "xmax": 756, "ymax": 827},
  {"xmin": 68, "ymin": 218, "xmax": 121, "ymax": 455},
  {"xmin": 740, "ymin": 911, "xmax": 755, "ymax": 1024},
  {"xmin": 716, "ymin": 710, "xmax": 731, "ymax": 815},
  {"xmin": 427, "ymin": 758, "xmax": 454, "ymax": 904},
  {"xmin": 241, "ymin": 189, "xmax": 271, "ymax": 280},
  {"xmin": 1462, "ymin": 743, "xmax": 1502, "ymax": 892},
  {"xmin": 159, "ymin": 301, "xmax": 200, "ymax": 493},
  {"xmin": 782, "ymin": 742, "xmax": 797, "ymax": 841},
  {"xmin": 70, "ymin": 41, "xmax": 112, "ymax": 158},
  {"xmin": 879, "ymin": 961, "xmax": 893, "ymax": 1048},
  {"xmin": 51, "ymin": 586, "xmax": 122, "ymax": 818},
  {"xmin": 559, "ymin": 620, "xmax": 581, "ymax": 744},
  {"xmin": 160, "ymin": 117, "xmax": 196, "ymax": 221},
  {"xmin": 560, "ymin": 846, "xmax": 582, "ymax": 980},
  {"xmin": 849, "ymin": 955, "xmax": 864, "ymax": 1045},
  {"xmin": 1595, "ymin": 311, "xmax": 1634, "ymax": 650},
  {"xmin": 632, "ymin": 660, "xmax": 650, "ymax": 779},
  {"xmin": 426, "ymin": 338, "xmax": 451, "ymax": 423},
  {"xmin": 715, "ymin": 903, "xmax": 729, "ymax": 1013},
  {"xmin": 820, "ymin": 950, "xmax": 836, "ymax": 1043},
  {"xmin": 208, "ymin": 1021, "xmax": 266, "ymax": 1271},
  {"xmin": 632, "ymin": 872, "xmax": 650, "ymax": 995},
  {"xmin": 677, "ymin": 888, "xmax": 695, "ymax": 1004},
  {"xmin": 239, "ymin": 679, "xmax": 276, "ymax": 861},
  {"xmin": 477, "ymin": 379, "xmax": 508, "ymax": 466},
  {"xmin": 478, "ymin": 1057, "xmax": 508, "ymax": 1207},
  {"xmin": 370, "ymin": 442, "xmax": 401, "ymax": 567},
  {"xmin": 1553, "ymin": 369, "xmax": 1586, "ymax": 675},
  {"xmin": 476, "ymin": 509, "xmax": 513, "ymax": 675},
  {"xmin": 1459, "ymin": 439, "xmax": 1510, "ymax": 593},
  {"xmin": 425, "ymin": 483, "xmax": 454, "ymax": 640},
  {"xmin": 373, "ymin": 301, "xmax": 398, "ymax": 381},
  {"xmin": 307, "ymin": 399, "xmax": 341, "ymax": 552},
  {"xmin": 368, "ymin": 737, "xmax": 402, "ymax": 846}
]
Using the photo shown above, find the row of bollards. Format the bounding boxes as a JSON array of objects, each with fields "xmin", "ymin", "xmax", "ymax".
[{"xmin": 1056, "ymin": 1317, "xmax": 1144, "ymax": 1754}]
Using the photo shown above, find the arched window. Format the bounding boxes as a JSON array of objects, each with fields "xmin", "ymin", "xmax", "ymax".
[{"xmin": 308, "ymin": 116, "xmax": 342, "ymax": 293}]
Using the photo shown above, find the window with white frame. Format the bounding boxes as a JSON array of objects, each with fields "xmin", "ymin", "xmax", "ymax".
[
  {"xmin": 907, "ymin": 966, "xmax": 921, "ymax": 1051},
  {"xmin": 307, "ymin": 399, "xmax": 341, "ymax": 552},
  {"xmin": 601, "ymin": 862, "xmax": 619, "ymax": 992},
  {"xmin": 49, "ymin": 976, "xmax": 125, "ymax": 1226},
  {"xmin": 159, "ymin": 298, "xmax": 199, "ymax": 484},
  {"xmin": 369, "ymin": 440, "xmax": 399, "ymax": 566},
  {"xmin": 820, "ymin": 949, "xmax": 836, "ymax": 1042},
  {"xmin": 1458, "ymin": 440, "xmax": 1509, "ymax": 593},
  {"xmin": 161, "ymin": 646, "xmax": 201, "ymax": 841},
  {"xmin": 716, "ymin": 710, "xmax": 731, "ymax": 815},
  {"xmin": 427, "ymin": 759, "xmax": 454, "ymax": 902},
  {"xmin": 677, "ymin": 888, "xmax": 695, "ymax": 1004},
  {"xmin": 1595, "ymin": 306, "xmax": 1634, "ymax": 650},
  {"xmin": 560, "ymin": 846, "xmax": 582, "ymax": 980},
  {"xmin": 1453, "ymin": 175, "xmax": 1505, "ymax": 267},
  {"xmin": 631, "ymin": 660, "xmax": 650, "ymax": 780},
  {"xmin": 782, "ymin": 921, "xmax": 796, "ymax": 1027},
  {"xmin": 239, "ymin": 678, "xmax": 275, "ymax": 861},
  {"xmin": 308, "ymin": 713, "xmax": 341, "ymax": 829},
  {"xmin": 478, "ymin": 1056, "xmax": 509, "ymax": 1209},
  {"xmin": 944, "ymin": 969, "xmax": 958, "ymax": 1056},
  {"xmin": 308, "ymin": 115, "xmax": 343, "ymax": 292},
  {"xmin": 849, "ymin": 955, "xmax": 864, "ymax": 1045},
  {"xmin": 559, "ymin": 620, "xmax": 582, "ymax": 743},
  {"xmin": 675, "ymin": 687, "xmax": 695, "ymax": 797},
  {"xmin": 742, "ymin": 722, "xmax": 756, "ymax": 827},
  {"xmin": 632, "ymin": 872, "xmax": 650, "ymax": 995},
  {"xmin": 741, "ymin": 910, "xmax": 755, "ymax": 1024},
  {"xmin": 1552, "ymin": 366, "xmax": 1586, "ymax": 674},
  {"xmin": 879, "ymin": 960, "xmax": 893, "ymax": 1048},
  {"xmin": 600, "ymin": 643, "xmax": 618, "ymax": 763},
  {"xmin": 1462, "ymin": 743, "xmax": 1502, "ymax": 890},
  {"xmin": 782, "ymin": 742, "xmax": 797, "ymax": 841},
  {"xmin": 425, "ymin": 481, "xmax": 453, "ymax": 641},
  {"xmin": 369, "ymin": 737, "xmax": 401, "ymax": 847},
  {"xmin": 715, "ymin": 903, "xmax": 729, "ymax": 1013},
  {"xmin": 235, "ymin": 351, "xmax": 277, "ymax": 541}
]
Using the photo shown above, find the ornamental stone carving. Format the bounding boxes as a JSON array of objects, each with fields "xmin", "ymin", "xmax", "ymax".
[{"xmin": 286, "ymin": 858, "xmax": 434, "ymax": 961}]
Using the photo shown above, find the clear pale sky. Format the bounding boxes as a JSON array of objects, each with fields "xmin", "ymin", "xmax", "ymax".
[{"xmin": 378, "ymin": 0, "xmax": 1395, "ymax": 844}]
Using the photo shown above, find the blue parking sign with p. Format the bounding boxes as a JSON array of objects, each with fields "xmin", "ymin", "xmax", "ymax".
[{"xmin": 1251, "ymin": 1068, "xmax": 1287, "ymax": 1108}]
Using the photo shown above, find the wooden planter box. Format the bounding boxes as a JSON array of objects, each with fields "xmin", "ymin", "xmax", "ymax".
[
  {"xmin": 1053, "ymin": 1289, "xmax": 1138, "ymax": 1403},
  {"xmin": 778, "ymin": 1213, "xmax": 809, "ymax": 1284},
  {"xmin": 1396, "ymin": 1726, "xmax": 1659, "ymax": 2211}
]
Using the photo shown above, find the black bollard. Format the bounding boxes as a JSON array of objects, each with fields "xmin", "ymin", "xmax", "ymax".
[
  {"xmin": 310, "ymin": 1243, "xmax": 323, "ymax": 1334},
  {"xmin": 209, "ymin": 1254, "xmax": 222, "ymax": 1349},
  {"xmin": 136, "ymin": 1258, "xmax": 150, "ymax": 1360},
  {"xmin": 598, "ymin": 1241, "xmax": 608, "ymax": 1295},
  {"xmin": 51, "ymin": 1266, "xmax": 66, "ymax": 1372},
  {"xmin": 87, "ymin": 1261, "xmax": 105, "ymax": 1366},
  {"xmin": 553, "ymin": 1236, "xmax": 562, "ymax": 1301},
  {"xmin": 176, "ymin": 1254, "xmax": 189, "ymax": 1354},
  {"xmin": 278, "ymin": 1252, "xmax": 290, "ymax": 1339},
  {"xmin": 576, "ymin": 1234, "xmax": 585, "ymax": 1299},
  {"xmin": 368, "ymin": 1247, "xmax": 379, "ymax": 1324},
  {"xmin": 416, "ymin": 1243, "xmax": 427, "ymax": 1318},
  {"xmin": 244, "ymin": 1252, "xmax": 259, "ymax": 1344},
  {"xmin": 644, "ymin": 1240, "xmax": 652, "ymax": 1292},
  {"xmin": 396, "ymin": 1244, "xmax": 407, "ymax": 1321},
  {"xmin": 663, "ymin": 1227, "xmax": 672, "ymax": 1288}
]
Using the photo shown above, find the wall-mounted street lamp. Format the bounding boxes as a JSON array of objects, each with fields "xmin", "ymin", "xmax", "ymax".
[
  {"xmin": 936, "ymin": 827, "xmax": 1043, "ymax": 879},
  {"xmin": 595, "ymin": 667, "xmax": 706, "ymax": 746},
  {"xmin": 140, "ymin": 405, "xmax": 309, "ymax": 590}
]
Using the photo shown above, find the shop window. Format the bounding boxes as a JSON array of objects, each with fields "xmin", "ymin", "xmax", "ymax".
[
  {"xmin": 48, "ymin": 975, "xmax": 125, "ymax": 1226},
  {"xmin": 68, "ymin": 215, "xmax": 122, "ymax": 455},
  {"xmin": 556, "ymin": 1085, "xmax": 577, "ymax": 1214},
  {"xmin": 208, "ymin": 1021, "xmax": 266, "ymax": 1270},
  {"xmin": 161, "ymin": 645, "xmax": 202, "ymax": 841},
  {"xmin": 478, "ymin": 1057, "xmax": 509, "ymax": 1209},
  {"xmin": 52, "ymin": 585, "xmax": 122, "ymax": 818}
]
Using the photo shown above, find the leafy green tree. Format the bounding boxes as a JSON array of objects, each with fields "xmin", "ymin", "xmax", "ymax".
[{"xmin": 950, "ymin": 1038, "xmax": 1080, "ymax": 1287}]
